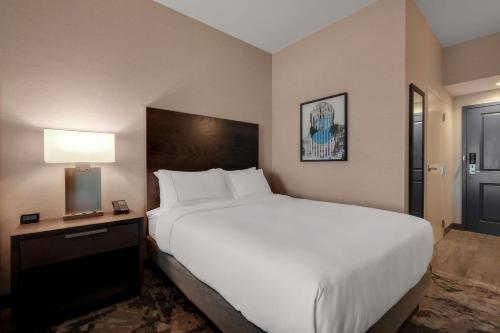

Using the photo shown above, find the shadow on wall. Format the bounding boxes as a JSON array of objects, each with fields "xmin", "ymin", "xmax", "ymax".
[
  {"xmin": 0, "ymin": 107, "xmax": 54, "ymax": 295},
  {"xmin": 270, "ymin": 171, "xmax": 286, "ymax": 195},
  {"xmin": 103, "ymin": 126, "xmax": 145, "ymax": 213},
  {"xmin": 148, "ymin": 64, "xmax": 264, "ymax": 124}
]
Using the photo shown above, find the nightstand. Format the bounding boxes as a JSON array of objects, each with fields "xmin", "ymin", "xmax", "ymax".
[{"xmin": 10, "ymin": 212, "xmax": 144, "ymax": 329}]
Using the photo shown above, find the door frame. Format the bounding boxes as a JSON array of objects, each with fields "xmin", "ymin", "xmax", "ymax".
[
  {"xmin": 461, "ymin": 101, "xmax": 500, "ymax": 229},
  {"xmin": 409, "ymin": 84, "xmax": 426, "ymax": 216}
]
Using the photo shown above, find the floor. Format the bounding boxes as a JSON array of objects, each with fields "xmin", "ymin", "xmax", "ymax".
[
  {"xmin": 431, "ymin": 229, "xmax": 500, "ymax": 290},
  {"xmin": 1, "ymin": 229, "xmax": 499, "ymax": 333},
  {"xmin": 398, "ymin": 229, "xmax": 500, "ymax": 333}
]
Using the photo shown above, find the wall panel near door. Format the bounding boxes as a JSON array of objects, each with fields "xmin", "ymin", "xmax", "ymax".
[
  {"xmin": 409, "ymin": 84, "xmax": 425, "ymax": 218},
  {"xmin": 426, "ymin": 90, "xmax": 446, "ymax": 244}
]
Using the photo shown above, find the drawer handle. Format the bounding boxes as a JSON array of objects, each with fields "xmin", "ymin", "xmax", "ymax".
[{"xmin": 65, "ymin": 228, "xmax": 108, "ymax": 239}]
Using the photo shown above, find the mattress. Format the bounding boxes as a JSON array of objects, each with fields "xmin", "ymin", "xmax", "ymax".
[{"xmin": 148, "ymin": 195, "xmax": 433, "ymax": 333}]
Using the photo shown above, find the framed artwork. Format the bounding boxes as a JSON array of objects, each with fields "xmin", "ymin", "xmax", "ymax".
[{"xmin": 300, "ymin": 92, "xmax": 348, "ymax": 161}]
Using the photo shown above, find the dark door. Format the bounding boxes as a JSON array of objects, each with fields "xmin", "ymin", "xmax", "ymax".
[{"xmin": 464, "ymin": 102, "xmax": 500, "ymax": 236}]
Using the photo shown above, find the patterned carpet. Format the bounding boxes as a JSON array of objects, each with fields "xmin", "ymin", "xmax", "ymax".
[
  {"xmin": 1, "ymin": 265, "xmax": 499, "ymax": 333},
  {"xmin": 52, "ymin": 266, "xmax": 216, "ymax": 333},
  {"xmin": 399, "ymin": 273, "xmax": 500, "ymax": 333}
]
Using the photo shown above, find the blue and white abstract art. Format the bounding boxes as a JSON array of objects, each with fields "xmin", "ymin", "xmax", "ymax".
[{"xmin": 300, "ymin": 93, "xmax": 347, "ymax": 161}]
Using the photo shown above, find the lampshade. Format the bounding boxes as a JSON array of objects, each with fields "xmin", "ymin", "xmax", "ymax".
[{"xmin": 44, "ymin": 129, "xmax": 115, "ymax": 163}]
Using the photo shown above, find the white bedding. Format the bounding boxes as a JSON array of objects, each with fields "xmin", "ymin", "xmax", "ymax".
[
  {"xmin": 147, "ymin": 208, "xmax": 160, "ymax": 241},
  {"xmin": 150, "ymin": 195, "xmax": 433, "ymax": 333}
]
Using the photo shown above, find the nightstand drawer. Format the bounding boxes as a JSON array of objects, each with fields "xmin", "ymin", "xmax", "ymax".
[{"xmin": 19, "ymin": 223, "xmax": 139, "ymax": 269}]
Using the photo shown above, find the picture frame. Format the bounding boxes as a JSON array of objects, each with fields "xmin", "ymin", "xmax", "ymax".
[{"xmin": 300, "ymin": 92, "xmax": 348, "ymax": 161}]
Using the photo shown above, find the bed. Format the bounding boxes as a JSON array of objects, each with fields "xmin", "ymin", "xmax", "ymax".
[{"xmin": 146, "ymin": 107, "xmax": 432, "ymax": 333}]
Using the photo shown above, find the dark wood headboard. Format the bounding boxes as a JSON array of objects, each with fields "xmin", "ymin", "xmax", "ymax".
[{"xmin": 146, "ymin": 107, "xmax": 259, "ymax": 210}]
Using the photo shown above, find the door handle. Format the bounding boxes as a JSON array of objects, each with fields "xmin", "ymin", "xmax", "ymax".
[
  {"xmin": 428, "ymin": 164, "xmax": 446, "ymax": 175},
  {"xmin": 65, "ymin": 228, "xmax": 108, "ymax": 239}
]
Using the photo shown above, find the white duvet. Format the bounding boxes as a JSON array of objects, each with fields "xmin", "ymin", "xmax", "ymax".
[{"xmin": 150, "ymin": 195, "xmax": 433, "ymax": 333}]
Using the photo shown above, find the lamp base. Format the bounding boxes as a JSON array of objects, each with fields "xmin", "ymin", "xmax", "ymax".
[
  {"xmin": 65, "ymin": 167, "xmax": 102, "ymax": 217},
  {"xmin": 63, "ymin": 211, "xmax": 104, "ymax": 221}
]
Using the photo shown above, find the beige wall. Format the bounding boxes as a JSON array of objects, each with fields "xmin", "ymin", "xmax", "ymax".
[
  {"xmin": 451, "ymin": 89, "xmax": 500, "ymax": 224},
  {"xmin": 3, "ymin": 0, "xmax": 492, "ymax": 296},
  {"xmin": 0, "ymin": 0, "xmax": 271, "ymax": 294},
  {"xmin": 405, "ymin": 0, "xmax": 454, "ymax": 239},
  {"xmin": 444, "ymin": 32, "xmax": 500, "ymax": 85},
  {"xmin": 272, "ymin": 0, "xmax": 406, "ymax": 212}
]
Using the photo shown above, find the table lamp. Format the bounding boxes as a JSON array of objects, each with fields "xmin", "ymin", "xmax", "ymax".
[{"xmin": 44, "ymin": 129, "xmax": 115, "ymax": 221}]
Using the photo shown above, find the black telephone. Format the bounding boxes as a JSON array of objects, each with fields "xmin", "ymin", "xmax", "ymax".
[{"xmin": 112, "ymin": 200, "xmax": 130, "ymax": 215}]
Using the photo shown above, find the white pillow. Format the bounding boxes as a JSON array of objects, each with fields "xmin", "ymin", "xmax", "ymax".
[
  {"xmin": 154, "ymin": 169, "xmax": 230, "ymax": 208},
  {"xmin": 226, "ymin": 169, "xmax": 272, "ymax": 198},
  {"xmin": 219, "ymin": 167, "xmax": 255, "ymax": 195}
]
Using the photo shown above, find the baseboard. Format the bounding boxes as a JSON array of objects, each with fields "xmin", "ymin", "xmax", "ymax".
[
  {"xmin": 443, "ymin": 224, "xmax": 453, "ymax": 236},
  {"xmin": 451, "ymin": 223, "xmax": 466, "ymax": 230},
  {"xmin": 0, "ymin": 293, "xmax": 10, "ymax": 309},
  {"xmin": 444, "ymin": 223, "xmax": 466, "ymax": 236}
]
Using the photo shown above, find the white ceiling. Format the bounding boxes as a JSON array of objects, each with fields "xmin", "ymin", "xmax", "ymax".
[
  {"xmin": 415, "ymin": 0, "xmax": 500, "ymax": 47},
  {"xmin": 154, "ymin": 0, "xmax": 376, "ymax": 53},
  {"xmin": 155, "ymin": 0, "xmax": 500, "ymax": 53}
]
